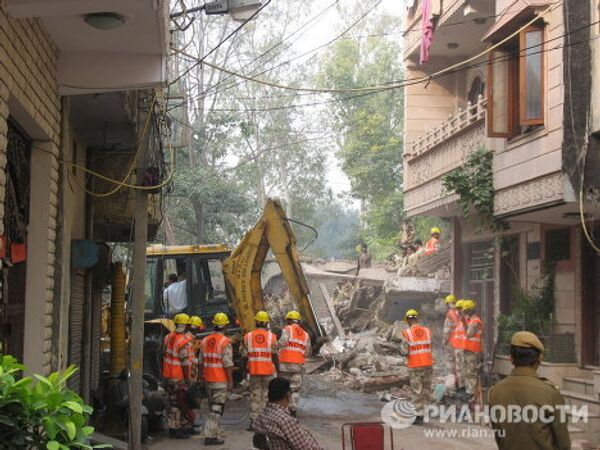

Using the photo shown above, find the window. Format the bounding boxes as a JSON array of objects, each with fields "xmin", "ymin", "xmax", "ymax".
[
  {"xmin": 545, "ymin": 228, "xmax": 571, "ymax": 264},
  {"xmin": 487, "ymin": 24, "xmax": 544, "ymax": 139},
  {"xmin": 468, "ymin": 75, "xmax": 486, "ymax": 105}
]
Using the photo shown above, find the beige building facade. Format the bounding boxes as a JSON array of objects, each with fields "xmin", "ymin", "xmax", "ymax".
[
  {"xmin": 403, "ymin": 0, "xmax": 600, "ymax": 440},
  {"xmin": 0, "ymin": 0, "xmax": 169, "ymax": 404}
]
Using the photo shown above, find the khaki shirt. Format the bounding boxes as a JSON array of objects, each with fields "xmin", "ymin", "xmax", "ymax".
[{"xmin": 488, "ymin": 366, "xmax": 571, "ymax": 450}]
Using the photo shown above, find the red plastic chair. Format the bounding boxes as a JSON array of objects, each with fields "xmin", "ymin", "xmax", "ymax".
[{"xmin": 341, "ymin": 422, "xmax": 394, "ymax": 450}]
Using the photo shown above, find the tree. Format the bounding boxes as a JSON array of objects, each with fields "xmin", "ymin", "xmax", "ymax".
[{"xmin": 319, "ymin": 11, "xmax": 404, "ymax": 258}]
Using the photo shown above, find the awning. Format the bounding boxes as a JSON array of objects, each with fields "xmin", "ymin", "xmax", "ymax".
[{"xmin": 482, "ymin": 0, "xmax": 555, "ymax": 42}]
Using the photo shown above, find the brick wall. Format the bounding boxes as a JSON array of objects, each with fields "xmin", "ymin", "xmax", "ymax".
[{"xmin": 0, "ymin": 1, "xmax": 61, "ymax": 375}]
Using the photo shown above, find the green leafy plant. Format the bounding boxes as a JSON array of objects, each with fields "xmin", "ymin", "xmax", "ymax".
[
  {"xmin": 497, "ymin": 267, "xmax": 556, "ymax": 353},
  {"xmin": 0, "ymin": 354, "xmax": 110, "ymax": 449},
  {"xmin": 442, "ymin": 148, "xmax": 505, "ymax": 231}
]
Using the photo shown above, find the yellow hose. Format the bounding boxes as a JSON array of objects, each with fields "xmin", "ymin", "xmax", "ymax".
[{"xmin": 110, "ymin": 262, "xmax": 127, "ymax": 375}]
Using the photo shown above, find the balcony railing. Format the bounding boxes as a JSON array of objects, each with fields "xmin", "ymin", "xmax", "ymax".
[{"xmin": 406, "ymin": 95, "xmax": 487, "ymax": 161}]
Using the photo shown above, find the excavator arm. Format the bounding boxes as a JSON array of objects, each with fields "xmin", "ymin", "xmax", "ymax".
[{"xmin": 222, "ymin": 198, "xmax": 322, "ymax": 337}]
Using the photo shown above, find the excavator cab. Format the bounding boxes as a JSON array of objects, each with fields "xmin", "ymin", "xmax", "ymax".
[
  {"xmin": 143, "ymin": 244, "xmax": 239, "ymax": 380},
  {"xmin": 144, "ymin": 244, "xmax": 236, "ymax": 322}
]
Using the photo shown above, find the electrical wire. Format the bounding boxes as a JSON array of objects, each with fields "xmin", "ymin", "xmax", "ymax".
[
  {"xmin": 169, "ymin": 0, "xmax": 272, "ymax": 87},
  {"xmin": 171, "ymin": 2, "xmax": 560, "ymax": 96},
  {"xmin": 286, "ymin": 217, "xmax": 319, "ymax": 251},
  {"xmin": 178, "ymin": 0, "xmax": 521, "ymax": 104}
]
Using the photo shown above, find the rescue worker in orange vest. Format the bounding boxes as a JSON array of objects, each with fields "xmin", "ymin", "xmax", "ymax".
[
  {"xmin": 278, "ymin": 310, "xmax": 311, "ymax": 417},
  {"xmin": 187, "ymin": 315, "xmax": 205, "ymax": 425},
  {"xmin": 461, "ymin": 300, "xmax": 483, "ymax": 404},
  {"xmin": 242, "ymin": 310, "xmax": 277, "ymax": 430},
  {"xmin": 424, "ymin": 227, "xmax": 441, "ymax": 255},
  {"xmin": 162, "ymin": 313, "xmax": 194, "ymax": 439},
  {"xmin": 401, "ymin": 309, "xmax": 433, "ymax": 425},
  {"xmin": 199, "ymin": 312, "xmax": 234, "ymax": 446},
  {"xmin": 450, "ymin": 300, "xmax": 467, "ymax": 395},
  {"xmin": 442, "ymin": 295, "xmax": 461, "ymax": 393}
]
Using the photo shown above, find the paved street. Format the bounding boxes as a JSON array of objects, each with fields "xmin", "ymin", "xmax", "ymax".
[{"xmin": 147, "ymin": 376, "xmax": 497, "ymax": 450}]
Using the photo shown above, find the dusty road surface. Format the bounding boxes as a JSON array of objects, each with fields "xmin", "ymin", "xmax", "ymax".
[{"xmin": 146, "ymin": 375, "xmax": 497, "ymax": 450}]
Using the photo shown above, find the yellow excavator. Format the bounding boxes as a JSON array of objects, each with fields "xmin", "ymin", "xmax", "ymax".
[{"xmin": 142, "ymin": 198, "xmax": 322, "ymax": 379}]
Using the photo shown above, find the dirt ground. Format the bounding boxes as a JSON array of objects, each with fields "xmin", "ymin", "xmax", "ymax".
[{"xmin": 146, "ymin": 374, "xmax": 497, "ymax": 450}]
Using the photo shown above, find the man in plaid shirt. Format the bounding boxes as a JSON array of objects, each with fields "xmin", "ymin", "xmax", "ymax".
[{"xmin": 253, "ymin": 378, "xmax": 323, "ymax": 450}]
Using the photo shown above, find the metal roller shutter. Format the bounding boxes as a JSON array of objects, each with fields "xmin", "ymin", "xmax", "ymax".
[
  {"xmin": 90, "ymin": 288, "xmax": 103, "ymax": 392},
  {"xmin": 68, "ymin": 269, "xmax": 86, "ymax": 393}
]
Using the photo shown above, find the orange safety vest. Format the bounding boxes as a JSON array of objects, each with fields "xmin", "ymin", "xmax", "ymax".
[
  {"xmin": 245, "ymin": 329, "xmax": 276, "ymax": 376},
  {"xmin": 424, "ymin": 237, "xmax": 439, "ymax": 255},
  {"xmin": 279, "ymin": 324, "xmax": 309, "ymax": 365},
  {"xmin": 201, "ymin": 333, "xmax": 231, "ymax": 383},
  {"xmin": 449, "ymin": 318, "xmax": 465, "ymax": 350},
  {"xmin": 464, "ymin": 315, "xmax": 483, "ymax": 353},
  {"xmin": 446, "ymin": 308, "xmax": 460, "ymax": 328},
  {"xmin": 162, "ymin": 332, "xmax": 193, "ymax": 381},
  {"xmin": 403, "ymin": 325, "xmax": 433, "ymax": 368}
]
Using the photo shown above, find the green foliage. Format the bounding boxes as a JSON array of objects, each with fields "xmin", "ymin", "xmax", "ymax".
[
  {"xmin": 319, "ymin": 16, "xmax": 404, "ymax": 256},
  {"xmin": 307, "ymin": 199, "xmax": 361, "ymax": 260},
  {"xmin": 0, "ymin": 355, "xmax": 109, "ymax": 450},
  {"xmin": 497, "ymin": 267, "xmax": 556, "ymax": 352},
  {"xmin": 442, "ymin": 148, "xmax": 505, "ymax": 231}
]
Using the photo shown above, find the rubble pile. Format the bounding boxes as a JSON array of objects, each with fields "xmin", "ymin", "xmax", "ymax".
[{"xmin": 318, "ymin": 329, "xmax": 409, "ymax": 392}]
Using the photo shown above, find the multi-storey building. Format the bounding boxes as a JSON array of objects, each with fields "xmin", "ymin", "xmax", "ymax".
[
  {"xmin": 403, "ymin": 0, "xmax": 600, "ymax": 440},
  {"xmin": 0, "ymin": 0, "xmax": 169, "ymax": 406}
]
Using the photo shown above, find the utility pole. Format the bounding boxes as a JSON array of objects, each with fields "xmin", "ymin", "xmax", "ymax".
[{"xmin": 128, "ymin": 93, "xmax": 153, "ymax": 450}]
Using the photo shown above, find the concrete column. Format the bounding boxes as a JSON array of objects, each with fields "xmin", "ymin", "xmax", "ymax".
[{"xmin": 23, "ymin": 140, "xmax": 54, "ymax": 375}]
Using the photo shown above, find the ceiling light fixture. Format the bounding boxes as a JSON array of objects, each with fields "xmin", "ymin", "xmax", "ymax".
[{"xmin": 84, "ymin": 12, "xmax": 126, "ymax": 30}]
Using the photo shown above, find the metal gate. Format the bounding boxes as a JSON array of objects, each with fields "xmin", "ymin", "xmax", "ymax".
[
  {"xmin": 465, "ymin": 241, "xmax": 495, "ymax": 360},
  {"xmin": 68, "ymin": 269, "xmax": 86, "ymax": 393},
  {"xmin": 0, "ymin": 120, "xmax": 31, "ymax": 361}
]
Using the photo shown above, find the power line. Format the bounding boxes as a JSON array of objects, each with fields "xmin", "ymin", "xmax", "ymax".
[{"xmin": 169, "ymin": 0, "xmax": 273, "ymax": 87}]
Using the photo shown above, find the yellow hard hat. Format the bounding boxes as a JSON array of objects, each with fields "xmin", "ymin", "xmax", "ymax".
[
  {"xmin": 174, "ymin": 313, "xmax": 190, "ymax": 325},
  {"xmin": 404, "ymin": 309, "xmax": 419, "ymax": 322},
  {"xmin": 431, "ymin": 227, "xmax": 441, "ymax": 234},
  {"xmin": 445, "ymin": 294, "xmax": 457, "ymax": 304},
  {"xmin": 455, "ymin": 300, "xmax": 465, "ymax": 310},
  {"xmin": 212, "ymin": 312, "xmax": 230, "ymax": 326},
  {"xmin": 189, "ymin": 316, "xmax": 203, "ymax": 327},
  {"xmin": 285, "ymin": 310, "xmax": 301, "ymax": 321},
  {"xmin": 255, "ymin": 310, "xmax": 271, "ymax": 323},
  {"xmin": 461, "ymin": 300, "xmax": 477, "ymax": 311}
]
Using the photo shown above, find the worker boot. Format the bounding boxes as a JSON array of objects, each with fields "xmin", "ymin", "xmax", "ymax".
[{"xmin": 204, "ymin": 437, "xmax": 225, "ymax": 446}]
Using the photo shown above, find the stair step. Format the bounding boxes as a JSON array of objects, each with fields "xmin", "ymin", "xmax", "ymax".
[
  {"xmin": 564, "ymin": 377, "xmax": 596, "ymax": 396},
  {"xmin": 561, "ymin": 389, "xmax": 600, "ymax": 416}
]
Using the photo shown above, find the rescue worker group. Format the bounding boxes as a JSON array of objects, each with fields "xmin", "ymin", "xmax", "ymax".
[{"xmin": 162, "ymin": 309, "xmax": 310, "ymax": 445}]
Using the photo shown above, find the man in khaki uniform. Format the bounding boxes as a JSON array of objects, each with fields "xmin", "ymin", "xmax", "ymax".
[
  {"xmin": 242, "ymin": 310, "xmax": 277, "ymax": 430},
  {"xmin": 441, "ymin": 294, "xmax": 460, "ymax": 389},
  {"xmin": 489, "ymin": 331, "xmax": 571, "ymax": 450},
  {"xmin": 461, "ymin": 300, "xmax": 483, "ymax": 403},
  {"xmin": 199, "ymin": 313, "xmax": 234, "ymax": 446},
  {"xmin": 278, "ymin": 310, "xmax": 311, "ymax": 416},
  {"xmin": 401, "ymin": 309, "xmax": 433, "ymax": 425}
]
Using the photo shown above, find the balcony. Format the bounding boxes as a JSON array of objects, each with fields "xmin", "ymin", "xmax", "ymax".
[{"xmin": 404, "ymin": 95, "xmax": 487, "ymax": 217}]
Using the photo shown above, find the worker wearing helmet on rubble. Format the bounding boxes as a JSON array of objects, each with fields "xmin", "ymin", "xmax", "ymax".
[
  {"xmin": 424, "ymin": 227, "xmax": 441, "ymax": 255},
  {"xmin": 242, "ymin": 310, "xmax": 277, "ymax": 430},
  {"xmin": 199, "ymin": 312, "xmax": 234, "ymax": 446},
  {"xmin": 401, "ymin": 309, "xmax": 433, "ymax": 425},
  {"xmin": 278, "ymin": 310, "xmax": 311, "ymax": 416},
  {"xmin": 442, "ymin": 295, "xmax": 461, "ymax": 393},
  {"xmin": 461, "ymin": 300, "xmax": 483, "ymax": 404},
  {"xmin": 162, "ymin": 313, "xmax": 194, "ymax": 439}
]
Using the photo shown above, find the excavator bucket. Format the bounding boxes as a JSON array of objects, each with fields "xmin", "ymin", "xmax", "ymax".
[{"xmin": 222, "ymin": 198, "xmax": 322, "ymax": 337}]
